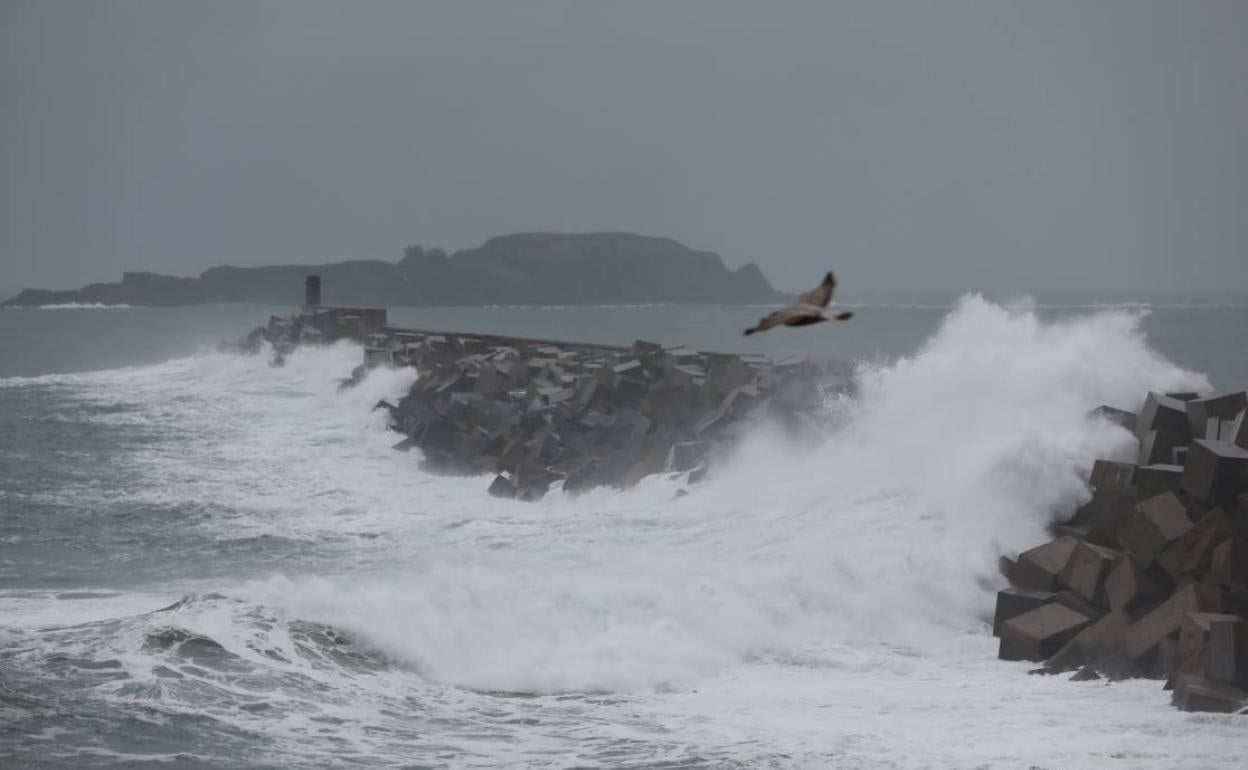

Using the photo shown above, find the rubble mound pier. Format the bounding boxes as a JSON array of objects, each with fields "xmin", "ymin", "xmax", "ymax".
[{"xmin": 237, "ymin": 302, "xmax": 853, "ymax": 500}]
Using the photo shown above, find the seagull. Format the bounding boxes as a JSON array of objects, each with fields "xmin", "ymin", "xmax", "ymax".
[{"xmin": 744, "ymin": 272, "xmax": 853, "ymax": 335}]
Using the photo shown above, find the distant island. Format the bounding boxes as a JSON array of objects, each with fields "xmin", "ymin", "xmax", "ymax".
[{"xmin": 3, "ymin": 233, "xmax": 784, "ymax": 308}]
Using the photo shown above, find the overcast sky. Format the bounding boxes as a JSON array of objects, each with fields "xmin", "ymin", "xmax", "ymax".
[{"xmin": 2, "ymin": 0, "xmax": 1246, "ymax": 300}]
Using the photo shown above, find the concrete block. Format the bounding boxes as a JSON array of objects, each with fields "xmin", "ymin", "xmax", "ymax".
[
  {"xmin": 668, "ymin": 362, "xmax": 707, "ymax": 384},
  {"xmin": 721, "ymin": 383, "xmax": 762, "ymax": 414},
  {"xmin": 1078, "ymin": 611, "xmax": 1138, "ymax": 678},
  {"xmin": 1136, "ymin": 391, "xmax": 1192, "ymax": 447},
  {"xmin": 1155, "ymin": 636, "xmax": 1187, "ymax": 680},
  {"xmin": 434, "ymin": 372, "xmax": 470, "ymax": 395},
  {"xmin": 999, "ymin": 555, "xmax": 1018, "ymax": 583},
  {"xmin": 1125, "ymin": 584, "xmax": 1209, "ymax": 661},
  {"xmin": 639, "ymin": 433, "xmax": 676, "ymax": 474},
  {"xmin": 1209, "ymin": 617, "xmax": 1248, "ymax": 687},
  {"xmin": 687, "ymin": 464, "xmax": 710, "ymax": 485},
  {"xmin": 1117, "ymin": 491, "xmax": 1193, "ymax": 567},
  {"xmin": 1088, "ymin": 405, "xmax": 1138, "ymax": 432},
  {"xmin": 363, "ymin": 347, "xmax": 392, "ymax": 368},
  {"xmin": 1186, "ymin": 393, "xmax": 1247, "ymax": 439},
  {"xmin": 670, "ymin": 441, "xmax": 709, "ymax": 473},
  {"xmin": 613, "ymin": 459, "xmax": 651, "ymax": 489},
  {"xmin": 692, "ymin": 405, "xmax": 731, "ymax": 437},
  {"xmin": 1181, "ymin": 439, "xmax": 1248, "ymax": 507},
  {"xmin": 1155, "ymin": 508, "xmax": 1233, "ymax": 581},
  {"xmin": 1089, "ymin": 460, "xmax": 1135, "ymax": 495},
  {"xmin": 1072, "ymin": 488, "xmax": 1138, "ymax": 547},
  {"xmin": 993, "ymin": 587, "xmax": 1056, "ymax": 637},
  {"xmin": 497, "ymin": 434, "xmax": 532, "ymax": 474},
  {"xmin": 1167, "ymin": 646, "xmax": 1209, "ymax": 690},
  {"xmin": 1179, "ymin": 574, "xmax": 1225, "ymax": 615},
  {"xmin": 612, "ymin": 409, "xmax": 652, "ymax": 440},
  {"xmin": 1051, "ymin": 524, "xmax": 1090, "ymax": 540},
  {"xmin": 1179, "ymin": 612, "xmax": 1241, "ymax": 665},
  {"xmin": 593, "ymin": 365, "xmax": 618, "ymax": 391},
  {"xmin": 1171, "ymin": 675, "xmax": 1248, "ymax": 713},
  {"xmin": 1212, "ymin": 536, "xmax": 1248, "ymax": 588},
  {"xmin": 706, "ymin": 359, "xmax": 753, "ymax": 396},
  {"xmin": 1134, "ymin": 464, "xmax": 1184, "ymax": 501},
  {"xmin": 391, "ymin": 436, "xmax": 418, "ymax": 452},
  {"xmin": 1229, "ymin": 409, "xmax": 1248, "ymax": 450},
  {"xmin": 1059, "ymin": 541, "xmax": 1121, "ymax": 605},
  {"xmin": 573, "ymin": 378, "xmax": 605, "ymax": 410},
  {"xmin": 612, "ymin": 377, "xmax": 648, "ymax": 408},
  {"xmin": 1044, "ymin": 610, "xmax": 1132, "ymax": 674},
  {"xmin": 1054, "ymin": 590, "xmax": 1107, "ymax": 622},
  {"xmin": 561, "ymin": 459, "xmax": 604, "ymax": 496},
  {"xmin": 576, "ymin": 409, "xmax": 615, "ymax": 431},
  {"xmin": 664, "ymin": 345, "xmax": 701, "ymax": 361},
  {"xmin": 420, "ymin": 418, "xmax": 457, "ymax": 453},
  {"xmin": 613, "ymin": 359, "xmax": 643, "ymax": 377},
  {"xmin": 1214, "ymin": 418, "xmax": 1240, "ymax": 442},
  {"xmin": 1104, "ymin": 555, "xmax": 1169, "ymax": 611},
  {"xmin": 643, "ymin": 385, "xmax": 694, "ymax": 425},
  {"xmin": 473, "ymin": 367, "xmax": 509, "ymax": 396},
  {"xmin": 1042, "ymin": 636, "xmax": 1086, "ymax": 673},
  {"xmin": 999, "ymin": 603, "xmax": 1094, "ymax": 662},
  {"xmin": 1013, "ymin": 535, "xmax": 1080, "ymax": 592},
  {"xmin": 487, "ymin": 474, "xmax": 517, "ymax": 499},
  {"xmin": 1139, "ymin": 430, "xmax": 1174, "ymax": 466}
]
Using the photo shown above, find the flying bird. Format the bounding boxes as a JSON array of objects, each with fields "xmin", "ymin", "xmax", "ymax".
[{"xmin": 743, "ymin": 272, "xmax": 854, "ymax": 335}]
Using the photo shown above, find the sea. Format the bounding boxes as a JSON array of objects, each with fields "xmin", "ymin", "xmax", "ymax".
[{"xmin": 2, "ymin": 298, "xmax": 1247, "ymax": 769}]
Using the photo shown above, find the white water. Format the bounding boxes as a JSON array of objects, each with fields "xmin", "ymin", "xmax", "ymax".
[
  {"xmin": 13, "ymin": 302, "xmax": 138, "ymax": 310},
  {"xmin": 7, "ymin": 296, "xmax": 1248, "ymax": 769}
]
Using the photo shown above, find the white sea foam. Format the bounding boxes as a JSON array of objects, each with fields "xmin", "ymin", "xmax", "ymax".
[{"xmin": 14, "ymin": 302, "xmax": 138, "ymax": 310}]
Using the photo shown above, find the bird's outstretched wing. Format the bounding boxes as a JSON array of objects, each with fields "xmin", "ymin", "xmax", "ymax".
[
  {"xmin": 797, "ymin": 272, "xmax": 836, "ymax": 308},
  {"xmin": 743, "ymin": 308, "xmax": 785, "ymax": 335}
]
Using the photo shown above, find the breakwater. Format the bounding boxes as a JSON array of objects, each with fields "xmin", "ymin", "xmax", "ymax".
[
  {"xmin": 237, "ymin": 303, "xmax": 853, "ymax": 500},
  {"xmin": 996, "ymin": 392, "xmax": 1248, "ymax": 712}
]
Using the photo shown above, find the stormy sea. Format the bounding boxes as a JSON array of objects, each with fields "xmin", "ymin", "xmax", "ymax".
[{"xmin": 2, "ymin": 299, "xmax": 1248, "ymax": 769}]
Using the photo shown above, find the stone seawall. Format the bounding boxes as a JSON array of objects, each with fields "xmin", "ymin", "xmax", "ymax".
[{"xmin": 237, "ymin": 304, "xmax": 853, "ymax": 500}]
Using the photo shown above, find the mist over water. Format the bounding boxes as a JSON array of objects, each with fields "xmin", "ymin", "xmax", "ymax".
[{"xmin": 2, "ymin": 298, "xmax": 1246, "ymax": 768}]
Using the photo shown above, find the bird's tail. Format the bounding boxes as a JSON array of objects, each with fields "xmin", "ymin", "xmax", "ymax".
[
  {"xmin": 833, "ymin": 311, "xmax": 854, "ymax": 321},
  {"xmin": 743, "ymin": 326, "xmax": 757, "ymax": 336}
]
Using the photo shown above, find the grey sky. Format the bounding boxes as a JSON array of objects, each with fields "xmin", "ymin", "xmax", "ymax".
[{"xmin": 2, "ymin": 0, "xmax": 1246, "ymax": 300}]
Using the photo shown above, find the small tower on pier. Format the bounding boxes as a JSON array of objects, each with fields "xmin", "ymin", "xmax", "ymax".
[{"xmin": 304, "ymin": 274, "xmax": 322, "ymax": 307}]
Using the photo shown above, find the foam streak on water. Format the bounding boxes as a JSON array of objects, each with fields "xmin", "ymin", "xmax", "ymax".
[{"xmin": 2, "ymin": 297, "xmax": 1244, "ymax": 769}]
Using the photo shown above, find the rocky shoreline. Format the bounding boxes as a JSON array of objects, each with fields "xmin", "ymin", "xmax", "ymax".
[{"xmin": 235, "ymin": 303, "xmax": 853, "ymax": 500}]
